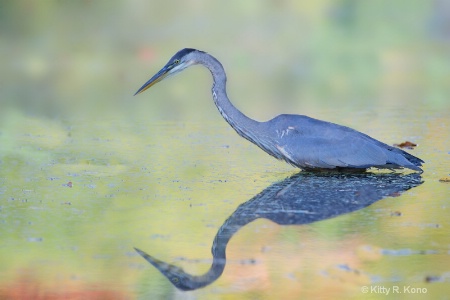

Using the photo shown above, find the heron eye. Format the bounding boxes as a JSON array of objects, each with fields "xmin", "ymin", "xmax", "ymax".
[{"xmin": 174, "ymin": 59, "xmax": 180, "ymax": 64}]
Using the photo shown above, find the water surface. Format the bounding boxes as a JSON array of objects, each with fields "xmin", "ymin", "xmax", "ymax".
[{"xmin": 1, "ymin": 106, "xmax": 448, "ymax": 299}]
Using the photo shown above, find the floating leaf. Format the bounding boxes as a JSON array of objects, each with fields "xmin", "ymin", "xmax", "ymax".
[{"xmin": 393, "ymin": 141, "xmax": 417, "ymax": 149}]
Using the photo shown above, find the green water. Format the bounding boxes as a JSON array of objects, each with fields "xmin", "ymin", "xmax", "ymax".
[{"xmin": 1, "ymin": 1, "xmax": 449, "ymax": 299}]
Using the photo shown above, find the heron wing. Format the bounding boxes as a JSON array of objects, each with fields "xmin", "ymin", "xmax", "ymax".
[
  {"xmin": 272, "ymin": 115, "xmax": 390, "ymax": 169},
  {"xmin": 281, "ymin": 134, "xmax": 388, "ymax": 169}
]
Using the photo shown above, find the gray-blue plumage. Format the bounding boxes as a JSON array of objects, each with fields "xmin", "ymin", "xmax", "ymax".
[
  {"xmin": 259, "ymin": 114, "xmax": 422, "ymax": 171},
  {"xmin": 135, "ymin": 48, "xmax": 424, "ymax": 172}
]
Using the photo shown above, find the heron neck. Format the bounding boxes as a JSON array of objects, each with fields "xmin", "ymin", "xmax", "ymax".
[{"xmin": 199, "ymin": 54, "xmax": 261, "ymax": 143}]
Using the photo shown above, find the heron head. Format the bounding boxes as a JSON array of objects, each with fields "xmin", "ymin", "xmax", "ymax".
[
  {"xmin": 134, "ymin": 247, "xmax": 207, "ymax": 291},
  {"xmin": 134, "ymin": 48, "xmax": 202, "ymax": 95}
]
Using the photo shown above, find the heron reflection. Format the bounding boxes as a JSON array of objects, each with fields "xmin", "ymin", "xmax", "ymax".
[{"xmin": 135, "ymin": 172, "xmax": 422, "ymax": 291}]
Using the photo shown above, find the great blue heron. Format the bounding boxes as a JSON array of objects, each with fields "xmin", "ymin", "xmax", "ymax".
[{"xmin": 135, "ymin": 48, "xmax": 424, "ymax": 172}]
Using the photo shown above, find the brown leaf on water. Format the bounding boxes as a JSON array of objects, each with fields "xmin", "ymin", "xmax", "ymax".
[
  {"xmin": 393, "ymin": 141, "xmax": 417, "ymax": 149},
  {"xmin": 439, "ymin": 177, "xmax": 450, "ymax": 183},
  {"xmin": 62, "ymin": 181, "xmax": 73, "ymax": 188}
]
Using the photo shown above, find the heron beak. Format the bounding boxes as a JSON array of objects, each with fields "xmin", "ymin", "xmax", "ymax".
[
  {"xmin": 134, "ymin": 65, "xmax": 171, "ymax": 96},
  {"xmin": 134, "ymin": 247, "xmax": 173, "ymax": 273}
]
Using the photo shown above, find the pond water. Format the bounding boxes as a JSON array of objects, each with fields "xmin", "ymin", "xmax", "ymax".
[
  {"xmin": 0, "ymin": 102, "xmax": 448, "ymax": 299},
  {"xmin": 1, "ymin": 2, "xmax": 450, "ymax": 299}
]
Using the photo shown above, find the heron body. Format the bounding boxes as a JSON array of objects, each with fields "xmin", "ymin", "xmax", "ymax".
[{"xmin": 135, "ymin": 48, "xmax": 423, "ymax": 172}]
